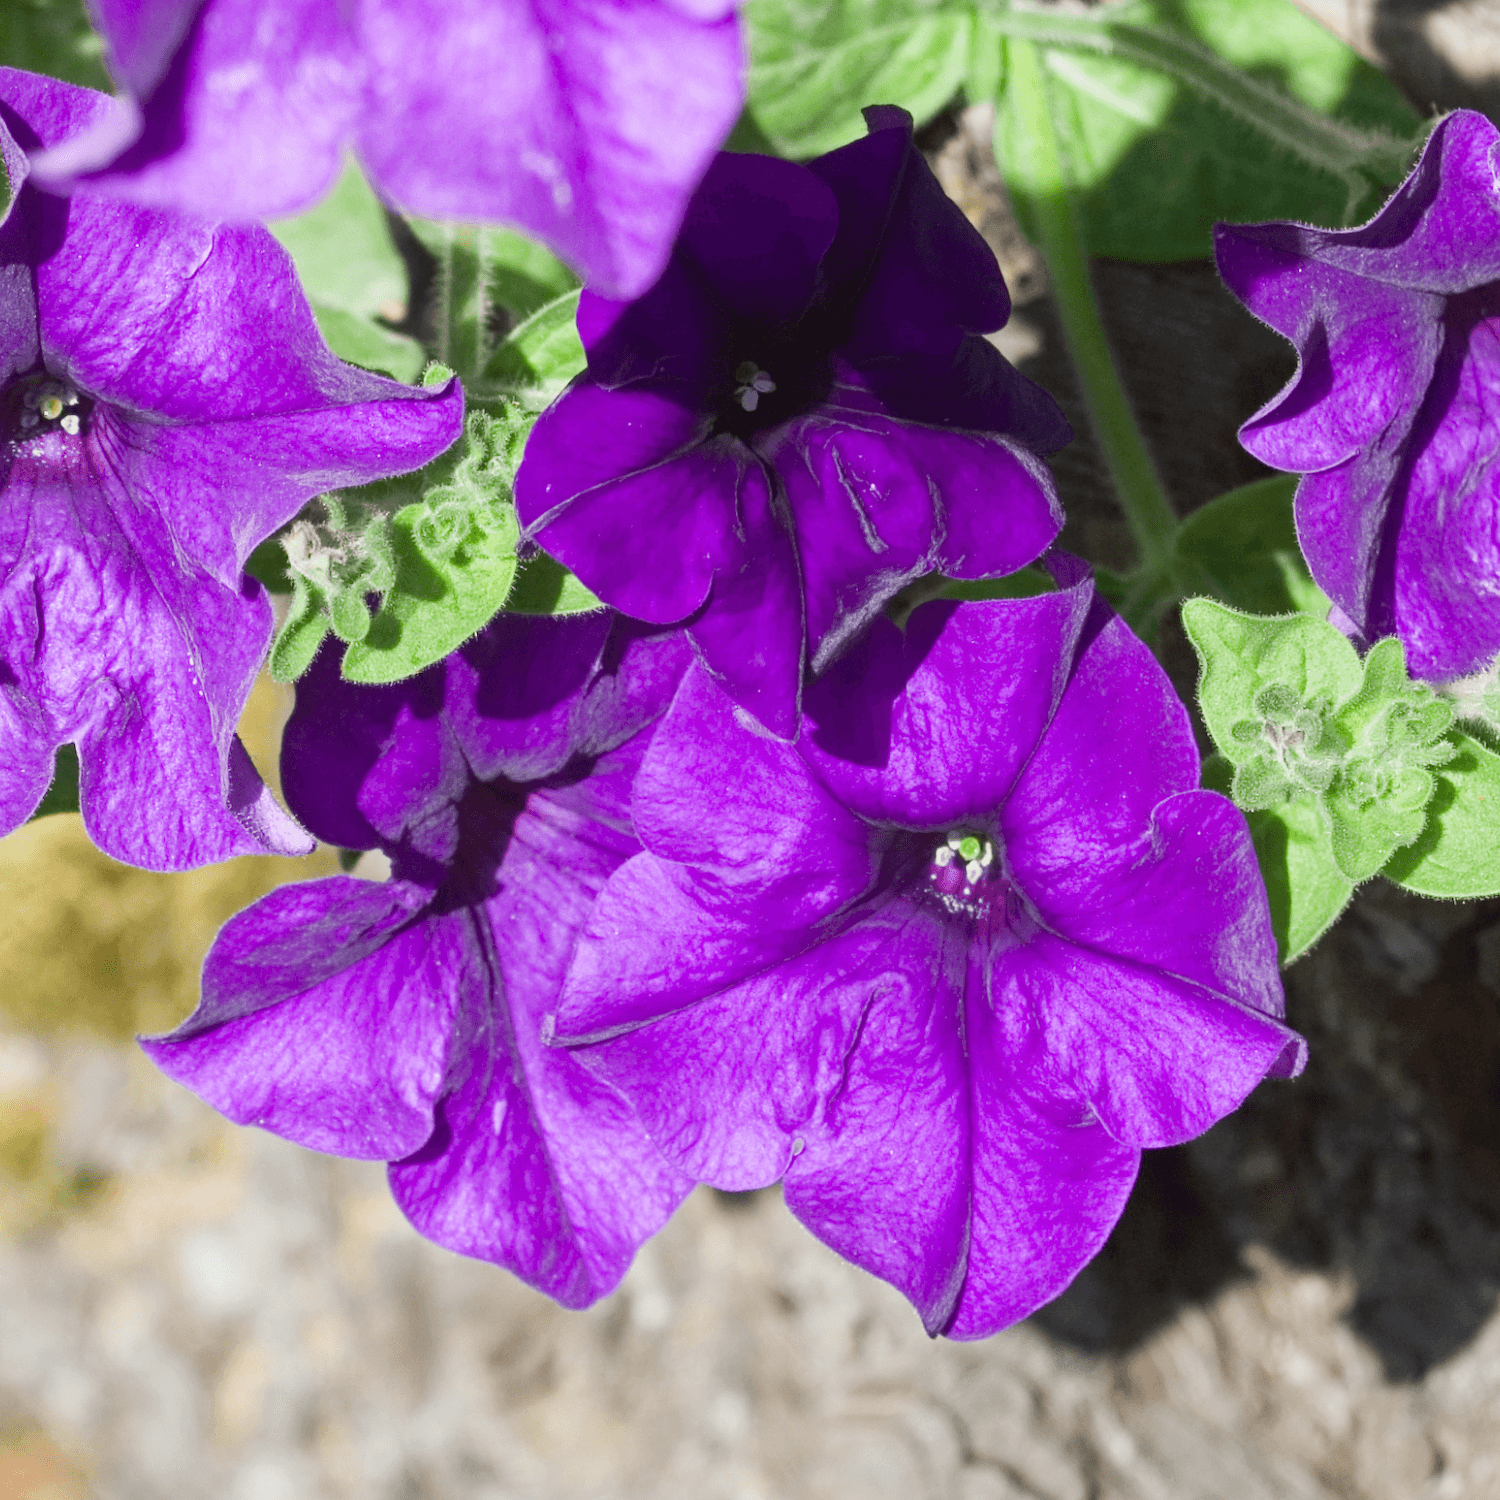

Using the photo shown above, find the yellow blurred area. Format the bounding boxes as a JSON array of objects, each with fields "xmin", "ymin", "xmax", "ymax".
[
  {"xmin": 0, "ymin": 675, "xmax": 338, "ymax": 1044},
  {"xmin": 0, "ymin": 1433, "xmax": 86, "ymax": 1500}
]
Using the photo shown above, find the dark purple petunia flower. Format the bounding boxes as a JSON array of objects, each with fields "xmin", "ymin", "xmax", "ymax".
[
  {"xmin": 548, "ymin": 565, "xmax": 1304, "ymax": 1338},
  {"xmin": 1216, "ymin": 110, "xmax": 1500, "ymax": 681},
  {"xmin": 31, "ymin": 0, "xmax": 745, "ymax": 301},
  {"xmin": 144, "ymin": 611, "xmax": 695, "ymax": 1305},
  {"xmin": 0, "ymin": 68, "xmax": 463, "ymax": 869},
  {"xmin": 514, "ymin": 107, "xmax": 1070, "ymax": 740}
]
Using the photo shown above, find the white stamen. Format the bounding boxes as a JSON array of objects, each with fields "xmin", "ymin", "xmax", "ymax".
[
  {"xmin": 732, "ymin": 361, "xmax": 776, "ymax": 414},
  {"xmin": 933, "ymin": 846, "xmax": 954, "ymax": 867},
  {"xmin": 966, "ymin": 859, "xmax": 985, "ymax": 884},
  {"xmin": 59, "ymin": 414, "xmax": 80, "ymax": 436},
  {"xmin": 946, "ymin": 832, "xmax": 963, "ymax": 850}
]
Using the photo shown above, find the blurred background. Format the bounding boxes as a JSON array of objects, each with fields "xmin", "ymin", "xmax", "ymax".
[{"xmin": 4, "ymin": 2, "xmax": 1500, "ymax": 1497}]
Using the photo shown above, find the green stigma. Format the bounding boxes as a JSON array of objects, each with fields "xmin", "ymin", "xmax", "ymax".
[{"xmin": 957, "ymin": 835, "xmax": 983, "ymax": 862}]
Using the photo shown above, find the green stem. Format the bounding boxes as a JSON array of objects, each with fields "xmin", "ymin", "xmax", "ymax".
[{"xmin": 1000, "ymin": 38, "xmax": 1179, "ymax": 570}]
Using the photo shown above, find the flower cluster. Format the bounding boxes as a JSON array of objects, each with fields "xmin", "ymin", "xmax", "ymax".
[{"xmin": 16, "ymin": 5, "xmax": 1436, "ymax": 1343}]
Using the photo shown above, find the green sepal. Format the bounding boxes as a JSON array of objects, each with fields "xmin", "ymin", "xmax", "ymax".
[
  {"xmin": 1384, "ymin": 731, "xmax": 1500, "ymax": 898},
  {"xmin": 1175, "ymin": 475, "xmax": 1328, "ymax": 616},
  {"xmin": 482, "ymin": 291, "xmax": 587, "ymax": 407},
  {"xmin": 506, "ymin": 552, "xmax": 603, "ymax": 616},
  {"xmin": 28, "ymin": 744, "xmax": 80, "ymax": 821}
]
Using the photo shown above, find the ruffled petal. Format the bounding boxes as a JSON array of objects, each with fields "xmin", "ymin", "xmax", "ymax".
[
  {"xmin": 358, "ymin": 0, "xmax": 745, "ymax": 300},
  {"xmin": 0, "ymin": 447, "xmax": 311, "ymax": 866},
  {"xmin": 1003, "ymin": 932, "xmax": 1302, "ymax": 1149},
  {"xmin": 31, "ymin": 0, "xmax": 359, "ymax": 219},
  {"xmin": 801, "ymin": 584, "xmax": 1092, "ymax": 829},
  {"xmin": 390, "ymin": 766, "xmax": 689, "ymax": 1304},
  {"xmin": 1001, "ymin": 599, "xmax": 1201, "ymax": 909},
  {"xmin": 762, "ymin": 386, "xmax": 1062, "ymax": 668},
  {"xmin": 144, "ymin": 894, "xmax": 466, "ymax": 1161},
  {"xmin": 782, "ymin": 902, "xmax": 972, "ymax": 1334}
]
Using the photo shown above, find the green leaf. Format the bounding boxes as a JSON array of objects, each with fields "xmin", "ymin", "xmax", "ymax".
[
  {"xmin": 1175, "ymin": 475, "xmax": 1328, "ymax": 616},
  {"xmin": 340, "ymin": 497, "xmax": 520, "ymax": 684},
  {"xmin": 1, "ymin": 0, "xmax": 110, "ymax": 91},
  {"xmin": 506, "ymin": 551, "xmax": 604, "ymax": 616},
  {"xmin": 1384, "ymin": 731, "xmax": 1500, "ymax": 898},
  {"xmin": 1245, "ymin": 797, "xmax": 1354, "ymax": 965},
  {"xmin": 1180, "ymin": 598, "xmax": 1363, "ymax": 765},
  {"xmin": 307, "ymin": 301, "xmax": 426, "ymax": 382},
  {"xmin": 746, "ymin": 0, "xmax": 972, "ymax": 157},
  {"xmin": 482, "ymin": 291, "xmax": 586, "ymax": 407},
  {"xmin": 28, "ymin": 744, "xmax": 80, "ymax": 821},
  {"xmin": 270, "ymin": 160, "xmax": 408, "ymax": 319},
  {"xmin": 988, "ymin": 0, "xmax": 1422, "ymax": 260},
  {"xmin": 480, "ymin": 227, "xmax": 580, "ymax": 321}
]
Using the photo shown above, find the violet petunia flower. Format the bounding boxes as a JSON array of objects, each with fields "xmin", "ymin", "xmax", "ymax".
[
  {"xmin": 30, "ymin": 0, "xmax": 745, "ymax": 301},
  {"xmin": 1216, "ymin": 109, "xmax": 1500, "ymax": 681},
  {"xmin": 144, "ymin": 612, "xmax": 695, "ymax": 1305},
  {"xmin": 0, "ymin": 68, "xmax": 463, "ymax": 870},
  {"xmin": 514, "ymin": 107, "xmax": 1070, "ymax": 740},
  {"xmin": 549, "ymin": 564, "xmax": 1304, "ymax": 1338}
]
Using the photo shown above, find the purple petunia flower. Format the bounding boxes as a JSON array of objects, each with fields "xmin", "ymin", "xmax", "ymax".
[
  {"xmin": 0, "ymin": 68, "xmax": 463, "ymax": 869},
  {"xmin": 514, "ymin": 107, "xmax": 1070, "ymax": 740},
  {"xmin": 31, "ymin": 0, "xmax": 745, "ymax": 301},
  {"xmin": 144, "ymin": 611, "xmax": 695, "ymax": 1305},
  {"xmin": 1216, "ymin": 110, "xmax": 1500, "ymax": 681},
  {"xmin": 548, "ymin": 564, "xmax": 1304, "ymax": 1337}
]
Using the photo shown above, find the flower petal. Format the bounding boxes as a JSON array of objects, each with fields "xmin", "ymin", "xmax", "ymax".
[
  {"xmin": 763, "ymin": 389, "xmax": 1063, "ymax": 668},
  {"xmin": 782, "ymin": 902, "xmax": 972, "ymax": 1335},
  {"xmin": 801, "ymin": 584, "xmax": 1092, "ymax": 829},
  {"xmin": 144, "ymin": 892, "xmax": 466, "ymax": 1161},
  {"xmin": 944, "ymin": 945, "xmax": 1140, "ymax": 1339},
  {"xmin": 32, "ymin": 0, "xmax": 359, "ymax": 219},
  {"xmin": 358, "ymin": 0, "xmax": 745, "ymax": 300},
  {"xmin": 1005, "ymin": 932, "xmax": 1302, "ymax": 1149},
  {"xmin": 390, "ymin": 767, "xmax": 689, "ymax": 1304}
]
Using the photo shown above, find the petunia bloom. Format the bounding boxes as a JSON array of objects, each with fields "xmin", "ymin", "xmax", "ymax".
[
  {"xmin": 0, "ymin": 68, "xmax": 463, "ymax": 869},
  {"xmin": 549, "ymin": 564, "xmax": 1304, "ymax": 1338},
  {"xmin": 30, "ymin": 0, "xmax": 745, "ymax": 302},
  {"xmin": 514, "ymin": 107, "xmax": 1070, "ymax": 740},
  {"xmin": 1216, "ymin": 109, "xmax": 1500, "ymax": 681},
  {"xmin": 144, "ymin": 611, "xmax": 695, "ymax": 1305}
]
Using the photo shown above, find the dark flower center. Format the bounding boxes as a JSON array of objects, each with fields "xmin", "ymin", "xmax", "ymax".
[
  {"xmin": 2, "ymin": 374, "xmax": 94, "ymax": 443},
  {"xmin": 920, "ymin": 827, "xmax": 1040, "ymax": 945},
  {"xmin": 713, "ymin": 332, "xmax": 835, "ymax": 440}
]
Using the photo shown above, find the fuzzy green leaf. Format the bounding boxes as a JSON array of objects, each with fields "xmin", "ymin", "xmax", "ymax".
[
  {"xmin": 482, "ymin": 291, "xmax": 586, "ymax": 405},
  {"xmin": 1384, "ymin": 731, "xmax": 1500, "ymax": 898},
  {"xmin": 1175, "ymin": 475, "xmax": 1328, "ymax": 616},
  {"xmin": 747, "ymin": 0, "xmax": 972, "ymax": 157},
  {"xmin": 1, "ymin": 0, "xmax": 110, "ymax": 90},
  {"xmin": 506, "ymin": 552, "xmax": 603, "ymax": 616},
  {"xmin": 28, "ymin": 744, "xmax": 81, "ymax": 821},
  {"xmin": 340, "ymin": 499, "xmax": 519, "ymax": 684},
  {"xmin": 989, "ymin": 0, "xmax": 1421, "ymax": 260},
  {"xmin": 1181, "ymin": 599, "xmax": 1363, "ymax": 766},
  {"xmin": 1245, "ymin": 797, "xmax": 1354, "ymax": 965}
]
